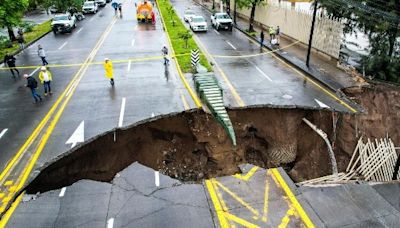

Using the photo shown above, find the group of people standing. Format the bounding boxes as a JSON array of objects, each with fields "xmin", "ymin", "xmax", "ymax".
[
  {"xmin": 3, "ymin": 43, "xmax": 51, "ymax": 103},
  {"xmin": 260, "ymin": 25, "xmax": 281, "ymax": 48}
]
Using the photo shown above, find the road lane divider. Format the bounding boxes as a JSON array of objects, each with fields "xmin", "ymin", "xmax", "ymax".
[
  {"xmin": 59, "ymin": 187, "xmax": 66, "ymax": 197},
  {"xmin": 118, "ymin": 98, "xmax": 126, "ymax": 127},
  {"xmin": 193, "ymin": 34, "xmax": 245, "ymax": 107},
  {"xmin": 0, "ymin": 17, "xmax": 118, "ymax": 224},
  {"xmin": 226, "ymin": 41, "xmax": 237, "ymax": 50},
  {"xmin": 58, "ymin": 41, "xmax": 68, "ymax": 50},
  {"xmin": 156, "ymin": 0, "xmax": 202, "ymax": 108},
  {"xmin": 0, "ymin": 129, "xmax": 8, "ymax": 140}
]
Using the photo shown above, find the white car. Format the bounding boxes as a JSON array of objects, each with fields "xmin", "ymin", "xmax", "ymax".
[
  {"xmin": 82, "ymin": 1, "xmax": 98, "ymax": 14},
  {"xmin": 211, "ymin": 12, "xmax": 233, "ymax": 31},
  {"xmin": 189, "ymin": 16, "xmax": 208, "ymax": 32},
  {"xmin": 89, "ymin": 0, "xmax": 107, "ymax": 7},
  {"xmin": 183, "ymin": 10, "xmax": 195, "ymax": 22}
]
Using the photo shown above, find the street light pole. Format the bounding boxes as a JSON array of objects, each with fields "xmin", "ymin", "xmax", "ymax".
[
  {"xmin": 234, "ymin": 0, "xmax": 237, "ymax": 24},
  {"xmin": 306, "ymin": 0, "xmax": 318, "ymax": 67}
]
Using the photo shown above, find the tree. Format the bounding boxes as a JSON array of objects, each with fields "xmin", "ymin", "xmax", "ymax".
[
  {"xmin": 178, "ymin": 30, "xmax": 192, "ymax": 48},
  {"xmin": 0, "ymin": 0, "xmax": 29, "ymax": 41},
  {"xmin": 319, "ymin": 0, "xmax": 400, "ymax": 82},
  {"xmin": 235, "ymin": 0, "xmax": 265, "ymax": 32}
]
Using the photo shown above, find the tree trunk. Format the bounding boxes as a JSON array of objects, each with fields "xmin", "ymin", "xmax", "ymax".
[
  {"xmin": 7, "ymin": 26, "xmax": 16, "ymax": 41},
  {"xmin": 249, "ymin": 3, "xmax": 256, "ymax": 32}
]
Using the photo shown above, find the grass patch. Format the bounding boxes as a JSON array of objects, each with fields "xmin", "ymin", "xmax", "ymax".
[
  {"xmin": 1, "ymin": 20, "xmax": 52, "ymax": 62},
  {"xmin": 157, "ymin": 0, "xmax": 212, "ymax": 73}
]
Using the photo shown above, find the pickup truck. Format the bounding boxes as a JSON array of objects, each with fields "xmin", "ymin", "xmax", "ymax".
[
  {"xmin": 51, "ymin": 13, "xmax": 77, "ymax": 34},
  {"xmin": 211, "ymin": 12, "xmax": 233, "ymax": 31},
  {"xmin": 82, "ymin": 1, "xmax": 98, "ymax": 14}
]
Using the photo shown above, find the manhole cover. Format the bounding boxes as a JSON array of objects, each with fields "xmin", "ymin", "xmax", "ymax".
[{"xmin": 282, "ymin": 94, "xmax": 293, "ymax": 100}]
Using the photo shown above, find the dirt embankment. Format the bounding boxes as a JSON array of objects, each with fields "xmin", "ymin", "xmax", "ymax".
[{"xmin": 26, "ymin": 83, "xmax": 400, "ymax": 194}]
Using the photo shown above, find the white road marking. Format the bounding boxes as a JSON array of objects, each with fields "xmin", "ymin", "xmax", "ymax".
[
  {"xmin": 213, "ymin": 29, "xmax": 220, "ymax": 35},
  {"xmin": 151, "ymin": 112, "xmax": 155, "ymax": 117},
  {"xmin": 29, "ymin": 67, "xmax": 40, "ymax": 76},
  {"xmin": 254, "ymin": 66, "xmax": 273, "ymax": 82},
  {"xmin": 118, "ymin": 98, "xmax": 126, "ymax": 127},
  {"xmin": 89, "ymin": 16, "xmax": 95, "ymax": 22},
  {"xmin": 58, "ymin": 42, "xmax": 68, "ymax": 50},
  {"xmin": 155, "ymin": 171, "xmax": 160, "ymax": 187},
  {"xmin": 226, "ymin": 41, "xmax": 237, "ymax": 50},
  {"xmin": 76, "ymin": 27, "xmax": 83, "ymax": 34},
  {"xmin": 127, "ymin": 60, "xmax": 132, "ymax": 72},
  {"xmin": 0, "ymin": 129, "xmax": 8, "ymax": 139},
  {"xmin": 131, "ymin": 39, "xmax": 135, "ymax": 47},
  {"xmin": 59, "ymin": 187, "xmax": 66, "ymax": 197},
  {"xmin": 66, "ymin": 121, "xmax": 85, "ymax": 148},
  {"xmin": 107, "ymin": 218, "xmax": 114, "ymax": 228},
  {"xmin": 315, "ymin": 99, "xmax": 330, "ymax": 109}
]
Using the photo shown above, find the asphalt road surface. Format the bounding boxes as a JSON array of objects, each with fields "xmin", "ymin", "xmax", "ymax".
[{"xmin": 0, "ymin": 0, "xmax": 365, "ymax": 226}]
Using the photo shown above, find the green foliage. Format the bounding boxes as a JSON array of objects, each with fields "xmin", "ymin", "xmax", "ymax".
[
  {"xmin": 1, "ymin": 20, "xmax": 51, "ymax": 62},
  {"xmin": 0, "ymin": 35, "xmax": 12, "ymax": 49},
  {"xmin": 0, "ymin": 0, "xmax": 29, "ymax": 39},
  {"xmin": 20, "ymin": 21, "xmax": 36, "ymax": 33},
  {"xmin": 157, "ymin": 0, "xmax": 211, "ymax": 72},
  {"xmin": 319, "ymin": 0, "xmax": 400, "ymax": 82}
]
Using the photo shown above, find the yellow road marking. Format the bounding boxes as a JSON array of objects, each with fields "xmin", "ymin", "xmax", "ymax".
[
  {"xmin": 244, "ymin": 35, "xmax": 357, "ymax": 113},
  {"xmin": 0, "ymin": 16, "xmax": 118, "ymax": 226},
  {"xmin": 214, "ymin": 180, "xmax": 259, "ymax": 218},
  {"xmin": 278, "ymin": 206, "xmax": 296, "ymax": 228},
  {"xmin": 180, "ymin": 92, "xmax": 190, "ymax": 110},
  {"xmin": 205, "ymin": 179, "xmax": 230, "ymax": 228},
  {"xmin": 0, "ymin": 193, "xmax": 23, "ymax": 227},
  {"xmin": 262, "ymin": 171, "xmax": 270, "ymax": 222},
  {"xmin": 0, "ymin": 193, "xmax": 4, "ymax": 199},
  {"xmin": 193, "ymin": 35, "xmax": 245, "ymax": 107},
  {"xmin": 156, "ymin": 0, "xmax": 202, "ymax": 109},
  {"xmin": 233, "ymin": 166, "xmax": 259, "ymax": 181},
  {"xmin": 225, "ymin": 212, "xmax": 260, "ymax": 228},
  {"xmin": 271, "ymin": 168, "xmax": 315, "ymax": 228},
  {"xmin": 3, "ymin": 182, "xmax": 12, "ymax": 187}
]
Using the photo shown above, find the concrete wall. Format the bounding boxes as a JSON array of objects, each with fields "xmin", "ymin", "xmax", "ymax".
[{"xmin": 216, "ymin": 0, "xmax": 343, "ymax": 59}]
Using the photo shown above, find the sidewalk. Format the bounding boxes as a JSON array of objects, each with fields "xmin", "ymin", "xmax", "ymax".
[{"xmin": 196, "ymin": 1, "xmax": 359, "ymax": 90}]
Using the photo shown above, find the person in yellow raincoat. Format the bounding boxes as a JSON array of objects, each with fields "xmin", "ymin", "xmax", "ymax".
[
  {"xmin": 103, "ymin": 58, "xmax": 114, "ymax": 86},
  {"xmin": 38, "ymin": 66, "xmax": 53, "ymax": 95}
]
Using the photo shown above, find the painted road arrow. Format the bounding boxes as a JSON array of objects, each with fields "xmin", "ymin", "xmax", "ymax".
[
  {"xmin": 315, "ymin": 99, "xmax": 330, "ymax": 109},
  {"xmin": 66, "ymin": 121, "xmax": 85, "ymax": 148}
]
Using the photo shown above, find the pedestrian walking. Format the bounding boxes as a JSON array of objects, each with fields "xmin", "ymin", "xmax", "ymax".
[
  {"xmin": 37, "ymin": 45, "xmax": 49, "ymax": 66},
  {"xmin": 24, "ymin": 74, "xmax": 42, "ymax": 103},
  {"xmin": 151, "ymin": 11, "xmax": 156, "ymax": 24},
  {"xmin": 103, "ymin": 58, "xmax": 114, "ymax": 86},
  {"xmin": 38, "ymin": 66, "xmax": 53, "ymax": 96},
  {"xmin": 111, "ymin": 1, "xmax": 119, "ymax": 15},
  {"xmin": 162, "ymin": 46, "xmax": 169, "ymax": 65},
  {"xmin": 17, "ymin": 34, "xmax": 25, "ymax": 50},
  {"xmin": 276, "ymin": 26, "xmax": 281, "ymax": 46},
  {"xmin": 268, "ymin": 26, "xmax": 276, "ymax": 42},
  {"xmin": 118, "ymin": 3, "xmax": 123, "ymax": 17},
  {"xmin": 260, "ymin": 31, "xmax": 265, "ymax": 48},
  {"xmin": 3, "ymin": 53, "xmax": 20, "ymax": 78}
]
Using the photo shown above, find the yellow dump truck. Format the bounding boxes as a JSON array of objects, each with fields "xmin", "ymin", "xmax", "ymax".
[{"xmin": 136, "ymin": 1, "xmax": 153, "ymax": 22}]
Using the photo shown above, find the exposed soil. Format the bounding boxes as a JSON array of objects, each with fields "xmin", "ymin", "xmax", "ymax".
[{"xmin": 26, "ymin": 82, "xmax": 400, "ymax": 194}]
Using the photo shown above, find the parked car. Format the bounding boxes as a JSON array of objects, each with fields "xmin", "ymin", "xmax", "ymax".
[
  {"xmin": 211, "ymin": 12, "xmax": 233, "ymax": 31},
  {"xmin": 82, "ymin": 1, "xmax": 98, "ymax": 14},
  {"xmin": 183, "ymin": 9, "xmax": 195, "ymax": 22},
  {"xmin": 51, "ymin": 13, "xmax": 77, "ymax": 34},
  {"xmin": 189, "ymin": 16, "xmax": 208, "ymax": 32},
  {"xmin": 88, "ymin": 0, "xmax": 107, "ymax": 7}
]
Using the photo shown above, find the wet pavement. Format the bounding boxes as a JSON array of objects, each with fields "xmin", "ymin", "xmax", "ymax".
[
  {"xmin": 0, "ymin": 0, "xmax": 194, "ymax": 216},
  {"xmin": 8, "ymin": 162, "xmax": 400, "ymax": 227},
  {"xmin": 172, "ymin": 0, "xmax": 357, "ymax": 113}
]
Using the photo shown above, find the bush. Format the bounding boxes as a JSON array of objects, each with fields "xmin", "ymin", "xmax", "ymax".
[
  {"xmin": 20, "ymin": 21, "xmax": 36, "ymax": 33},
  {"xmin": 0, "ymin": 36, "xmax": 12, "ymax": 49}
]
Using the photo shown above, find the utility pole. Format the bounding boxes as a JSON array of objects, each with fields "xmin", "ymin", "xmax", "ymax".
[
  {"xmin": 306, "ymin": 0, "xmax": 318, "ymax": 67},
  {"xmin": 234, "ymin": 0, "xmax": 237, "ymax": 24}
]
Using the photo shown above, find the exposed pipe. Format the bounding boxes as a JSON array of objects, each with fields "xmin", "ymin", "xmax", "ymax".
[{"xmin": 303, "ymin": 118, "xmax": 338, "ymax": 176}]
